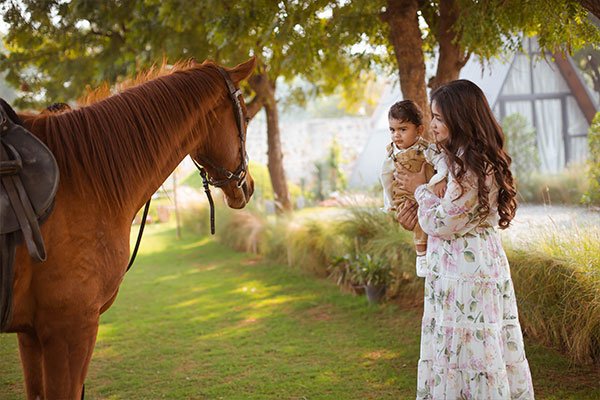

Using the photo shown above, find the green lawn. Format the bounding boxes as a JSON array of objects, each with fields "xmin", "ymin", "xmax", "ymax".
[{"xmin": 1, "ymin": 223, "xmax": 599, "ymax": 399}]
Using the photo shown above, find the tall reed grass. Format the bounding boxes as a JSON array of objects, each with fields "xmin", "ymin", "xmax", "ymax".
[{"xmin": 507, "ymin": 225, "xmax": 600, "ymax": 364}]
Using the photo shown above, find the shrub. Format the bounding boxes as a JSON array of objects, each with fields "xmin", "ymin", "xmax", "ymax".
[
  {"xmin": 583, "ymin": 112, "xmax": 600, "ymax": 206},
  {"xmin": 503, "ymin": 113, "xmax": 540, "ymax": 189}
]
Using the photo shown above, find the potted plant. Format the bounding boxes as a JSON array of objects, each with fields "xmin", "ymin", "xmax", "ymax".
[
  {"xmin": 328, "ymin": 254, "xmax": 364, "ymax": 295},
  {"xmin": 350, "ymin": 253, "xmax": 392, "ymax": 304}
]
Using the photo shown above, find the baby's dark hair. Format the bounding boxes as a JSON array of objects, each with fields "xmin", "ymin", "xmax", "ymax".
[{"xmin": 388, "ymin": 100, "xmax": 423, "ymax": 126}]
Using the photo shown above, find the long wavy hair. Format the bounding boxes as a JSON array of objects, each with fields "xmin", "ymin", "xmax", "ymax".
[{"xmin": 430, "ymin": 79, "xmax": 517, "ymax": 229}]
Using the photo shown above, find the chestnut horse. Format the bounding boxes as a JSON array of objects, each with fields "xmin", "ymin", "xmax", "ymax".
[{"xmin": 2, "ymin": 57, "xmax": 256, "ymax": 399}]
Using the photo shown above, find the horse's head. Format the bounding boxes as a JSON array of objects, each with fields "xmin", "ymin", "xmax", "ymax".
[{"xmin": 190, "ymin": 57, "xmax": 256, "ymax": 209}]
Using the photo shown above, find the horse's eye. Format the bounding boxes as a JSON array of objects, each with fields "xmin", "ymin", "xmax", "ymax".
[{"xmin": 245, "ymin": 117, "xmax": 250, "ymax": 124}]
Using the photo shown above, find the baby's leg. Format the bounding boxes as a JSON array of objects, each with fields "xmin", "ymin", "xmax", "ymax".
[
  {"xmin": 413, "ymin": 224, "xmax": 428, "ymax": 277},
  {"xmin": 413, "ymin": 223, "xmax": 427, "ymax": 255}
]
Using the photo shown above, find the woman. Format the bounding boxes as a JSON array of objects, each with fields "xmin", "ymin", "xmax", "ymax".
[{"xmin": 397, "ymin": 80, "xmax": 534, "ymax": 399}]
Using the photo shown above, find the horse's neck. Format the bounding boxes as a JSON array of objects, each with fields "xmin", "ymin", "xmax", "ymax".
[{"xmin": 23, "ymin": 75, "xmax": 219, "ymax": 217}]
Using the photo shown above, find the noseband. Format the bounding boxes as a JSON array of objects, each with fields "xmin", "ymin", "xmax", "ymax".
[{"xmin": 192, "ymin": 67, "xmax": 249, "ymax": 234}]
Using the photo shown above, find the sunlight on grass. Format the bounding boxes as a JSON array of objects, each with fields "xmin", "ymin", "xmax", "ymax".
[
  {"xmin": 154, "ymin": 273, "xmax": 183, "ymax": 283},
  {"xmin": 363, "ymin": 349, "xmax": 399, "ymax": 361},
  {"xmin": 170, "ymin": 298, "xmax": 202, "ymax": 309},
  {"xmin": 179, "ymin": 237, "xmax": 212, "ymax": 250}
]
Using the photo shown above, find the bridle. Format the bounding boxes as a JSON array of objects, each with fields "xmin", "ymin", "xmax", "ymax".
[
  {"xmin": 191, "ymin": 67, "xmax": 249, "ymax": 234},
  {"xmin": 192, "ymin": 67, "xmax": 248, "ymax": 189},
  {"xmin": 126, "ymin": 66, "xmax": 249, "ymax": 272}
]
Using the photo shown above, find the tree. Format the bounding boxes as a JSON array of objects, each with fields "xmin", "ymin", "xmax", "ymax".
[
  {"xmin": 0, "ymin": 0, "xmax": 370, "ymax": 214},
  {"xmin": 330, "ymin": 0, "xmax": 600, "ymax": 138},
  {"xmin": 176, "ymin": 1, "xmax": 373, "ymax": 213}
]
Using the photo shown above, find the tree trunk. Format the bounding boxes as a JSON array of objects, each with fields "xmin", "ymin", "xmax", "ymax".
[
  {"xmin": 428, "ymin": 0, "xmax": 470, "ymax": 89},
  {"xmin": 382, "ymin": 0, "xmax": 431, "ymax": 138},
  {"xmin": 249, "ymin": 72, "xmax": 293, "ymax": 213},
  {"xmin": 580, "ymin": 0, "xmax": 600, "ymax": 20}
]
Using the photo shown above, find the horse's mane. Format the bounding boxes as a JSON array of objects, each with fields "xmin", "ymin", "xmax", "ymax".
[
  {"xmin": 78, "ymin": 59, "xmax": 196, "ymax": 106},
  {"xmin": 26, "ymin": 60, "xmax": 226, "ymax": 212}
]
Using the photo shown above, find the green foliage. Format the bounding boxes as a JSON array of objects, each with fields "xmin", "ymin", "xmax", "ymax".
[
  {"xmin": 0, "ymin": 0, "xmax": 374, "ymax": 110},
  {"xmin": 331, "ymin": 253, "xmax": 392, "ymax": 286},
  {"xmin": 573, "ymin": 45, "xmax": 600, "ymax": 102},
  {"xmin": 310, "ymin": 138, "xmax": 348, "ymax": 201},
  {"xmin": 0, "ymin": 0, "xmax": 199, "ymax": 107},
  {"xmin": 451, "ymin": 0, "xmax": 600, "ymax": 62},
  {"xmin": 502, "ymin": 113, "xmax": 540, "ymax": 195},
  {"xmin": 583, "ymin": 112, "xmax": 600, "ymax": 206}
]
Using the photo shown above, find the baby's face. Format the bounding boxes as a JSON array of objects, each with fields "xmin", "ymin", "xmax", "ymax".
[{"xmin": 389, "ymin": 118, "xmax": 421, "ymax": 149}]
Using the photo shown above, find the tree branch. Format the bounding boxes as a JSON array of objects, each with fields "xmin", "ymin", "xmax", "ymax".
[
  {"xmin": 579, "ymin": 0, "xmax": 600, "ymax": 20},
  {"xmin": 246, "ymin": 94, "xmax": 264, "ymax": 120}
]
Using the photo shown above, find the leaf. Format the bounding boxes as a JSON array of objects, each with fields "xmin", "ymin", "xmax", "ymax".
[
  {"xmin": 475, "ymin": 329, "xmax": 484, "ymax": 341},
  {"xmin": 469, "ymin": 301, "xmax": 478, "ymax": 313},
  {"xmin": 456, "ymin": 301, "xmax": 464, "ymax": 313},
  {"xmin": 464, "ymin": 250, "xmax": 475, "ymax": 262}
]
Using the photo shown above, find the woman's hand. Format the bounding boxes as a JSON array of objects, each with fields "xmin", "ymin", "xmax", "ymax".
[
  {"xmin": 395, "ymin": 163, "xmax": 427, "ymax": 195},
  {"xmin": 396, "ymin": 200, "xmax": 418, "ymax": 231}
]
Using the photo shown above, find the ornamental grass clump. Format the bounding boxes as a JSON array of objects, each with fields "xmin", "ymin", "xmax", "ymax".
[{"xmin": 507, "ymin": 224, "xmax": 600, "ymax": 364}]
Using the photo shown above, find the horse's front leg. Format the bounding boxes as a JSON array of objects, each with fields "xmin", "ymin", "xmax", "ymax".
[
  {"xmin": 38, "ymin": 314, "xmax": 99, "ymax": 400},
  {"xmin": 17, "ymin": 331, "xmax": 44, "ymax": 399}
]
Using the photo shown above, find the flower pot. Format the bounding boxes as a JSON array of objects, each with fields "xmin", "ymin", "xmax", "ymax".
[
  {"xmin": 365, "ymin": 284, "xmax": 386, "ymax": 304},
  {"xmin": 351, "ymin": 284, "xmax": 365, "ymax": 296}
]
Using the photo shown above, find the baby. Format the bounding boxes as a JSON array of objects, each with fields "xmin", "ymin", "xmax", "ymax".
[{"xmin": 379, "ymin": 100, "xmax": 448, "ymax": 276}]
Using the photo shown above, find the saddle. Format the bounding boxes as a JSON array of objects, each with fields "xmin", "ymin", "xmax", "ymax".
[
  {"xmin": 0, "ymin": 99, "xmax": 59, "ymax": 261},
  {"xmin": 0, "ymin": 99, "xmax": 59, "ymax": 331}
]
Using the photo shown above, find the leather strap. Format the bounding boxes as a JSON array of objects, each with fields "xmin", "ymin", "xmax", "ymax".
[
  {"xmin": 0, "ymin": 143, "xmax": 46, "ymax": 261},
  {"xmin": 0, "ymin": 232, "xmax": 15, "ymax": 331},
  {"xmin": 126, "ymin": 199, "xmax": 151, "ymax": 272}
]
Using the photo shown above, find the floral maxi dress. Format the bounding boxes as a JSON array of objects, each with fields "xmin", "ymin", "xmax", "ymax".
[{"xmin": 414, "ymin": 170, "xmax": 534, "ymax": 400}]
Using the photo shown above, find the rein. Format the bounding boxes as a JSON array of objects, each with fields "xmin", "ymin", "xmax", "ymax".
[{"xmin": 126, "ymin": 199, "xmax": 151, "ymax": 272}]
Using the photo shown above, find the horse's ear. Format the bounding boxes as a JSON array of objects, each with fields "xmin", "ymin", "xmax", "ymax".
[{"xmin": 228, "ymin": 57, "xmax": 257, "ymax": 84}]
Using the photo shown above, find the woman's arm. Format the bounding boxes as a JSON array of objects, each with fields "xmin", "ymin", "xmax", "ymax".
[
  {"xmin": 414, "ymin": 171, "xmax": 482, "ymax": 238},
  {"xmin": 396, "ymin": 200, "xmax": 418, "ymax": 230},
  {"xmin": 396, "ymin": 164, "xmax": 483, "ymax": 239}
]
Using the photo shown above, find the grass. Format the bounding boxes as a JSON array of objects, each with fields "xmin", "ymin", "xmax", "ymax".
[
  {"xmin": 0, "ymin": 222, "xmax": 599, "ymax": 399},
  {"xmin": 215, "ymin": 204, "xmax": 600, "ymax": 365}
]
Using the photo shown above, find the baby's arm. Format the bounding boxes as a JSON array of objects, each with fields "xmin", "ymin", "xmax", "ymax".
[
  {"xmin": 380, "ymin": 157, "xmax": 395, "ymax": 212},
  {"xmin": 424, "ymin": 144, "xmax": 449, "ymax": 197}
]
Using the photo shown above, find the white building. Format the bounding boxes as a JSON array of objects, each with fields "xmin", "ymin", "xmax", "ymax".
[{"xmin": 246, "ymin": 111, "xmax": 372, "ymax": 185}]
